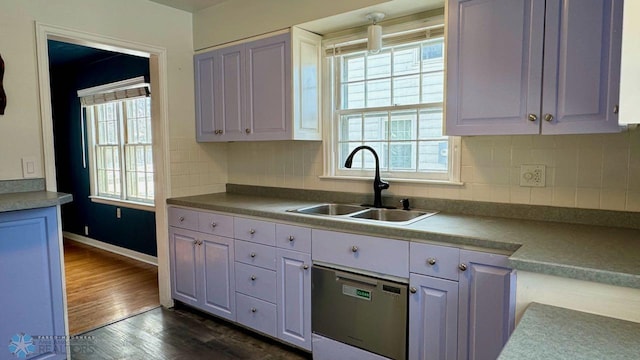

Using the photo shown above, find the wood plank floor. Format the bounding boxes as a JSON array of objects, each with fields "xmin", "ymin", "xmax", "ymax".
[
  {"xmin": 70, "ymin": 304, "xmax": 312, "ymax": 359},
  {"xmin": 64, "ymin": 239, "xmax": 160, "ymax": 335}
]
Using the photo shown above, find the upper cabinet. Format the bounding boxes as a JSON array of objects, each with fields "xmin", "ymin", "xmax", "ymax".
[
  {"xmin": 195, "ymin": 27, "xmax": 322, "ymax": 142},
  {"xmin": 445, "ymin": 0, "xmax": 623, "ymax": 135}
]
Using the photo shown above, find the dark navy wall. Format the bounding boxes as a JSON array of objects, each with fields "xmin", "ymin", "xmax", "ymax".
[{"xmin": 49, "ymin": 41, "xmax": 157, "ymax": 256}]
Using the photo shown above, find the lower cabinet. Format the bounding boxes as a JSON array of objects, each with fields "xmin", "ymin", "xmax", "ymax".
[
  {"xmin": 277, "ymin": 248, "xmax": 312, "ymax": 351},
  {"xmin": 409, "ymin": 273, "xmax": 459, "ymax": 360},
  {"xmin": 169, "ymin": 227, "xmax": 236, "ymax": 321},
  {"xmin": 0, "ymin": 207, "xmax": 66, "ymax": 360}
]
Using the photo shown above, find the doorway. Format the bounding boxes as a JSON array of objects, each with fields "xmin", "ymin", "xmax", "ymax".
[{"xmin": 35, "ymin": 25, "xmax": 172, "ymax": 335}]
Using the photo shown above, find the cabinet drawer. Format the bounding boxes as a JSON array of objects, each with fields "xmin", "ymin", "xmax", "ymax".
[
  {"xmin": 168, "ymin": 207, "xmax": 199, "ymax": 231},
  {"xmin": 234, "ymin": 217, "xmax": 276, "ymax": 245},
  {"xmin": 410, "ymin": 242, "xmax": 461, "ymax": 281},
  {"xmin": 198, "ymin": 212, "xmax": 233, "ymax": 238},
  {"xmin": 236, "ymin": 293, "xmax": 277, "ymax": 337},
  {"xmin": 235, "ymin": 240, "xmax": 277, "ymax": 270},
  {"xmin": 312, "ymin": 230, "xmax": 409, "ymax": 278},
  {"xmin": 276, "ymin": 224, "xmax": 311, "ymax": 253},
  {"xmin": 235, "ymin": 262, "xmax": 277, "ymax": 303}
]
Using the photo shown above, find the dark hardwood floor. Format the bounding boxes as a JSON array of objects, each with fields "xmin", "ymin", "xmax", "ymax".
[
  {"xmin": 70, "ymin": 304, "xmax": 312, "ymax": 360},
  {"xmin": 64, "ymin": 239, "xmax": 160, "ymax": 335}
]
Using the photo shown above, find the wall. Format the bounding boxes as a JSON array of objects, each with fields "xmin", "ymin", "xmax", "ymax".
[
  {"xmin": 0, "ymin": 0, "xmax": 227, "ymax": 197},
  {"xmin": 50, "ymin": 50, "xmax": 157, "ymax": 256},
  {"xmin": 227, "ymin": 130, "xmax": 640, "ymax": 212},
  {"xmin": 193, "ymin": 0, "xmax": 388, "ymax": 49}
]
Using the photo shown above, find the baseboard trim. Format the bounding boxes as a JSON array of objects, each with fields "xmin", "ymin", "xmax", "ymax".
[{"xmin": 63, "ymin": 232, "xmax": 158, "ymax": 266}]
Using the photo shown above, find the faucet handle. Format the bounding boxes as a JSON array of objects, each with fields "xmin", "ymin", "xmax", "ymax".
[{"xmin": 400, "ymin": 198, "xmax": 410, "ymax": 210}]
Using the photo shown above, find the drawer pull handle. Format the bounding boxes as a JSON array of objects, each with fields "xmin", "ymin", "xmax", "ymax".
[
  {"xmin": 351, "ymin": 246, "xmax": 359, "ymax": 253},
  {"xmin": 251, "ymin": 307, "xmax": 257, "ymax": 313},
  {"xmin": 251, "ymin": 275, "xmax": 256, "ymax": 281},
  {"xmin": 410, "ymin": 287, "xmax": 417, "ymax": 294},
  {"xmin": 288, "ymin": 235, "xmax": 295, "ymax": 242},
  {"xmin": 211, "ymin": 222, "xmax": 217, "ymax": 228},
  {"xmin": 459, "ymin": 263, "xmax": 468, "ymax": 271},
  {"xmin": 250, "ymin": 252, "xmax": 256, "ymax": 258},
  {"xmin": 179, "ymin": 216, "xmax": 185, "ymax": 222},
  {"xmin": 249, "ymin": 229, "xmax": 256, "ymax": 235},
  {"xmin": 302, "ymin": 264, "xmax": 309, "ymax": 270},
  {"xmin": 427, "ymin": 258, "xmax": 437, "ymax": 266}
]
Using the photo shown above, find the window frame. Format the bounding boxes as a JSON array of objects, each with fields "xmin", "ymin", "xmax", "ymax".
[
  {"xmin": 85, "ymin": 96, "xmax": 155, "ymax": 211},
  {"xmin": 322, "ymin": 24, "xmax": 462, "ymax": 185}
]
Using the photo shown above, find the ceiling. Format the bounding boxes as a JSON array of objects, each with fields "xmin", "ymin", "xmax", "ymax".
[
  {"xmin": 47, "ymin": 40, "xmax": 119, "ymax": 67},
  {"xmin": 148, "ymin": 0, "xmax": 229, "ymax": 12}
]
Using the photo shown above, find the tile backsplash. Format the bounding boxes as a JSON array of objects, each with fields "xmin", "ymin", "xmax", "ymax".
[
  {"xmin": 170, "ymin": 136, "xmax": 228, "ymax": 197},
  {"xmin": 227, "ymin": 129, "xmax": 640, "ymax": 212}
]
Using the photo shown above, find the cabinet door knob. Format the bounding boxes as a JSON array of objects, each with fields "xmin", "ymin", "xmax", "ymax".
[
  {"xmin": 544, "ymin": 113, "xmax": 554, "ymax": 122},
  {"xmin": 613, "ymin": 105, "xmax": 619, "ymax": 114},
  {"xmin": 251, "ymin": 307, "xmax": 257, "ymax": 313},
  {"xmin": 427, "ymin": 258, "xmax": 437, "ymax": 266},
  {"xmin": 250, "ymin": 252, "xmax": 256, "ymax": 258},
  {"xmin": 193, "ymin": 239, "xmax": 198, "ymax": 245},
  {"xmin": 251, "ymin": 275, "xmax": 256, "ymax": 281},
  {"xmin": 527, "ymin": 113, "xmax": 538, "ymax": 122},
  {"xmin": 302, "ymin": 264, "xmax": 309, "ymax": 270},
  {"xmin": 288, "ymin": 235, "xmax": 295, "ymax": 242},
  {"xmin": 459, "ymin": 263, "xmax": 468, "ymax": 271},
  {"xmin": 410, "ymin": 287, "xmax": 417, "ymax": 294},
  {"xmin": 249, "ymin": 229, "xmax": 256, "ymax": 235},
  {"xmin": 179, "ymin": 216, "xmax": 185, "ymax": 222},
  {"xmin": 245, "ymin": 128, "xmax": 251, "ymax": 134},
  {"xmin": 211, "ymin": 222, "xmax": 217, "ymax": 228},
  {"xmin": 351, "ymin": 246, "xmax": 359, "ymax": 253}
]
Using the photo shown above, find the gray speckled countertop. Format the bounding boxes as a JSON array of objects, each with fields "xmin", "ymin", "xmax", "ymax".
[
  {"xmin": 0, "ymin": 191, "xmax": 73, "ymax": 212},
  {"xmin": 167, "ymin": 192, "xmax": 640, "ymax": 289},
  {"xmin": 498, "ymin": 303, "xmax": 640, "ymax": 360}
]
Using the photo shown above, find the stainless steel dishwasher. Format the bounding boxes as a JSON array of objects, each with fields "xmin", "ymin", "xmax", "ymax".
[{"xmin": 312, "ymin": 265, "xmax": 408, "ymax": 360}]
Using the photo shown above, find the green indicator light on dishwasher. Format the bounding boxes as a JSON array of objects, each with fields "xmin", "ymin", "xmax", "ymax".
[{"xmin": 356, "ymin": 289, "xmax": 371, "ymax": 299}]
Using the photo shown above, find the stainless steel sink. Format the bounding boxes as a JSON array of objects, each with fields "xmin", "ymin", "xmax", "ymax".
[
  {"xmin": 290, "ymin": 203, "xmax": 369, "ymax": 216},
  {"xmin": 349, "ymin": 208, "xmax": 437, "ymax": 224}
]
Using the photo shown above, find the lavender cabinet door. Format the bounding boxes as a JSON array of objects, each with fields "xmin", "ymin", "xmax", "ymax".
[
  {"xmin": 169, "ymin": 227, "xmax": 200, "ymax": 308},
  {"xmin": 409, "ymin": 274, "xmax": 458, "ymax": 360},
  {"xmin": 0, "ymin": 207, "xmax": 65, "ymax": 360},
  {"xmin": 218, "ymin": 44, "xmax": 246, "ymax": 141},
  {"xmin": 276, "ymin": 249, "xmax": 312, "ymax": 351},
  {"xmin": 201, "ymin": 233, "xmax": 236, "ymax": 321},
  {"xmin": 540, "ymin": 0, "xmax": 623, "ymax": 134},
  {"xmin": 245, "ymin": 33, "xmax": 291, "ymax": 140},
  {"xmin": 457, "ymin": 250, "xmax": 515, "ymax": 360},
  {"xmin": 194, "ymin": 51, "xmax": 217, "ymax": 141},
  {"xmin": 446, "ymin": 0, "xmax": 545, "ymax": 135}
]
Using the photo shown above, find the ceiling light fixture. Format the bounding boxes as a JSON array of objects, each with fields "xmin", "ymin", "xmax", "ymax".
[{"xmin": 366, "ymin": 12, "xmax": 385, "ymax": 55}]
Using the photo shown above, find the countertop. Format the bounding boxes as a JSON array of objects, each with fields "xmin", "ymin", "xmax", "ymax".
[
  {"xmin": 167, "ymin": 192, "xmax": 640, "ymax": 289},
  {"xmin": 498, "ymin": 303, "xmax": 640, "ymax": 360},
  {"xmin": 0, "ymin": 191, "xmax": 73, "ymax": 212}
]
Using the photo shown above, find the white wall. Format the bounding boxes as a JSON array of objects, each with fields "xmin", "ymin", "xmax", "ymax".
[{"xmin": 0, "ymin": 0, "xmax": 227, "ymax": 196}]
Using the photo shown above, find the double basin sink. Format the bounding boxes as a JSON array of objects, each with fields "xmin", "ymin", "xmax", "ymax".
[{"xmin": 288, "ymin": 203, "xmax": 438, "ymax": 225}]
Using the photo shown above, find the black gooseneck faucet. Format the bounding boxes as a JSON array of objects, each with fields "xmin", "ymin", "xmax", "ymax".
[{"xmin": 344, "ymin": 145, "xmax": 389, "ymax": 208}]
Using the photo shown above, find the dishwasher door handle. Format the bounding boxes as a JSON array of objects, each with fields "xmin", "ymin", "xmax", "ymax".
[{"xmin": 335, "ymin": 271, "xmax": 378, "ymax": 288}]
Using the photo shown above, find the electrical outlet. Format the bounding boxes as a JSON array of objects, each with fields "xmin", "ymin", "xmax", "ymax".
[
  {"xmin": 84, "ymin": 225, "xmax": 89, "ymax": 236},
  {"xmin": 520, "ymin": 164, "xmax": 546, "ymax": 187},
  {"xmin": 116, "ymin": 208, "xmax": 121, "ymax": 219}
]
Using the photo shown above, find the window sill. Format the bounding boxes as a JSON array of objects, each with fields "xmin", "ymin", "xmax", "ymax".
[
  {"xmin": 318, "ymin": 175, "xmax": 464, "ymax": 186},
  {"xmin": 89, "ymin": 196, "xmax": 155, "ymax": 212}
]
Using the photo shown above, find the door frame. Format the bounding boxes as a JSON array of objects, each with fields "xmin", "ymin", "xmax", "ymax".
[{"xmin": 34, "ymin": 23, "xmax": 173, "ymax": 312}]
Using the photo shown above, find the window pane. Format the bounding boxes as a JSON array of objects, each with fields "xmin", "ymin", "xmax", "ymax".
[
  {"xmin": 145, "ymin": 146, "xmax": 154, "ymax": 173},
  {"xmin": 419, "ymin": 108, "xmax": 444, "ymax": 139},
  {"xmin": 394, "ymin": 46, "xmax": 420, "ymax": 76},
  {"xmin": 364, "ymin": 113, "xmax": 388, "ymax": 141},
  {"xmin": 342, "ymin": 82, "xmax": 365, "ymax": 109},
  {"xmin": 389, "ymin": 142, "xmax": 415, "ymax": 171},
  {"xmin": 393, "ymin": 75, "xmax": 420, "ymax": 105},
  {"xmin": 422, "ymin": 41, "xmax": 444, "ymax": 71},
  {"xmin": 366, "ymin": 79, "xmax": 391, "ymax": 107},
  {"xmin": 419, "ymin": 141, "xmax": 448, "ymax": 171},
  {"xmin": 422, "ymin": 72, "xmax": 444, "ymax": 103},
  {"xmin": 339, "ymin": 142, "xmax": 362, "ymax": 169},
  {"xmin": 342, "ymin": 55, "xmax": 365, "ymax": 82},
  {"xmin": 340, "ymin": 114, "xmax": 362, "ymax": 142},
  {"xmin": 367, "ymin": 51, "xmax": 391, "ymax": 80},
  {"xmin": 363, "ymin": 142, "xmax": 387, "ymax": 171},
  {"xmin": 390, "ymin": 110, "xmax": 417, "ymax": 140}
]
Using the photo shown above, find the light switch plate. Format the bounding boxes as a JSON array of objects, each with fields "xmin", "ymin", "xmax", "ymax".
[
  {"xmin": 520, "ymin": 164, "xmax": 546, "ymax": 187},
  {"xmin": 22, "ymin": 157, "xmax": 37, "ymax": 178}
]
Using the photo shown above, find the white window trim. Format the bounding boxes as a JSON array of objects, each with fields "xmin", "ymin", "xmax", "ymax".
[
  {"xmin": 321, "ymin": 21, "xmax": 462, "ymax": 186},
  {"xmin": 82, "ymin": 82, "xmax": 155, "ymax": 209}
]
